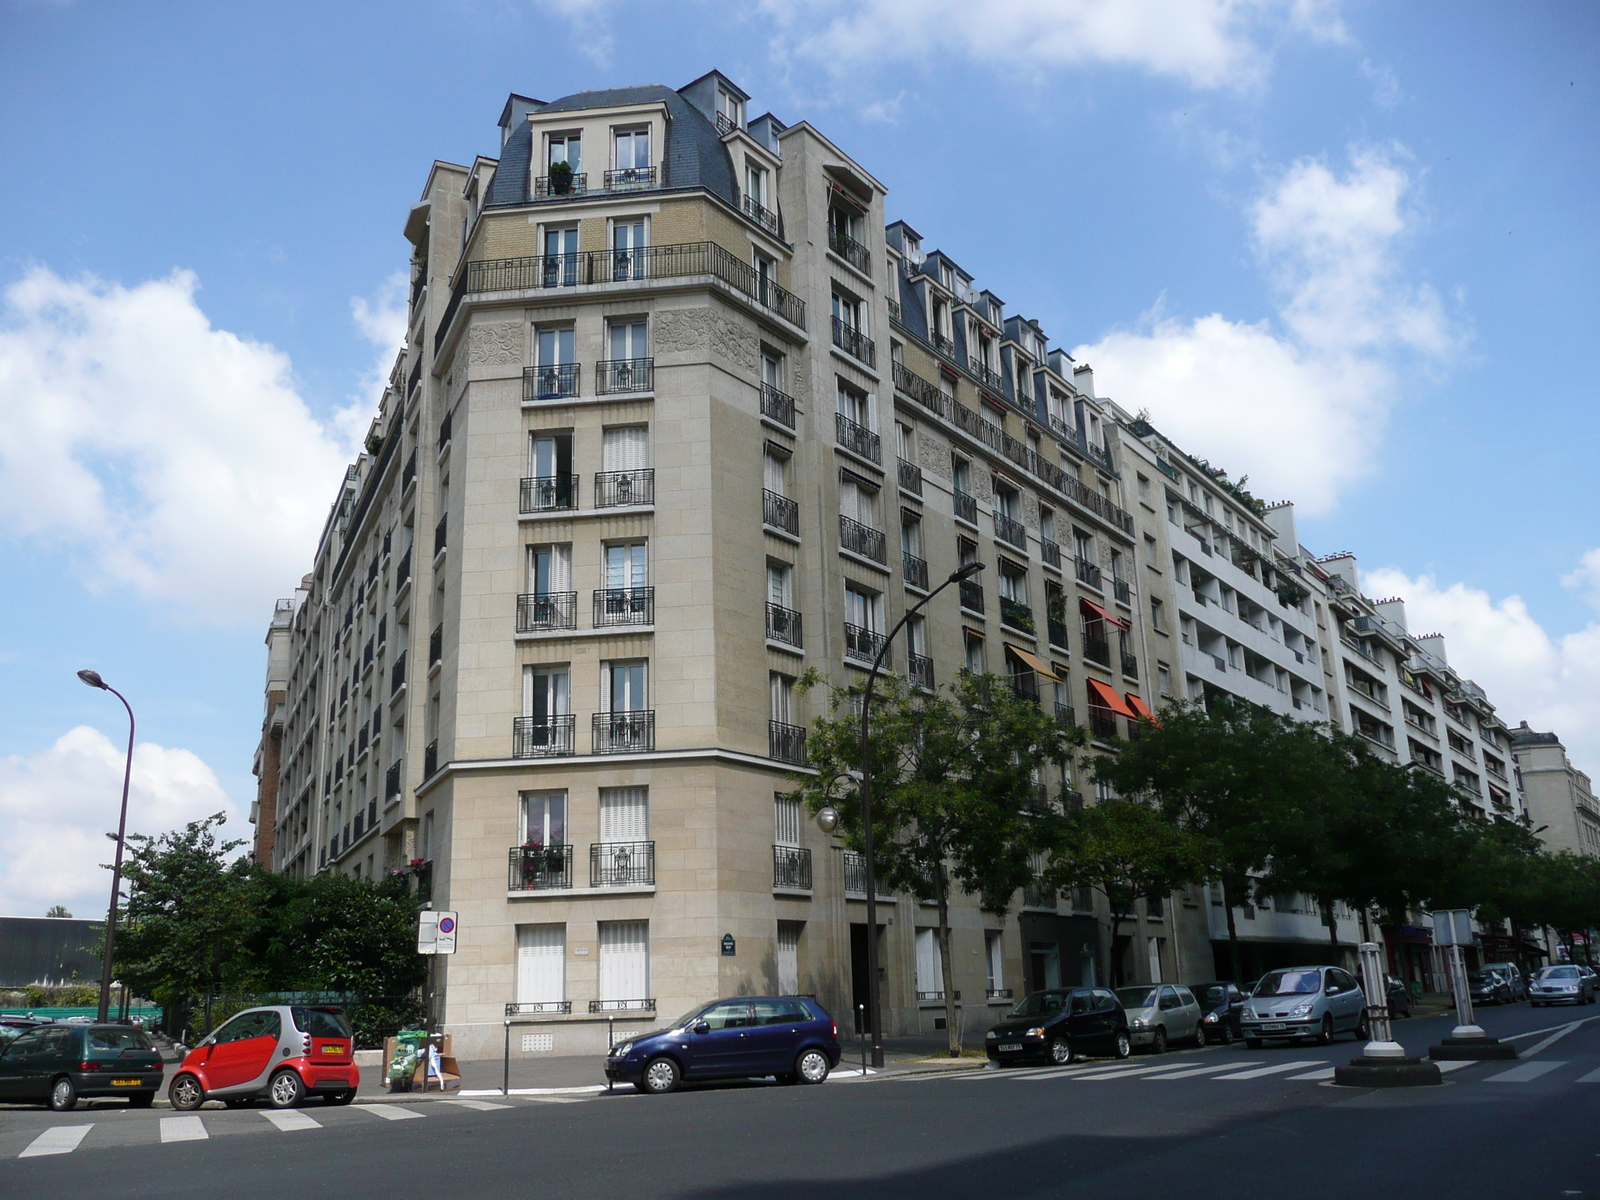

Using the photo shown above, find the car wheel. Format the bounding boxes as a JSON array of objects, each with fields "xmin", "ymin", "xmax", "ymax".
[
  {"xmin": 267, "ymin": 1068, "xmax": 305, "ymax": 1109},
  {"xmin": 1246, "ymin": 1038, "xmax": 1263, "ymax": 1050},
  {"xmin": 795, "ymin": 1049, "xmax": 831, "ymax": 1085},
  {"xmin": 169, "ymin": 1073, "xmax": 205, "ymax": 1112},
  {"xmin": 1194, "ymin": 1024, "xmax": 1206, "ymax": 1048},
  {"xmin": 48, "ymin": 1076, "xmax": 77, "ymax": 1112},
  {"xmin": 1356, "ymin": 1011, "xmax": 1370, "ymax": 1040},
  {"xmin": 1220, "ymin": 1024, "xmax": 1235, "ymax": 1046},
  {"xmin": 1113, "ymin": 1031, "xmax": 1132, "ymax": 1059},
  {"xmin": 1048, "ymin": 1037, "xmax": 1072, "ymax": 1065},
  {"xmin": 323, "ymin": 1088, "xmax": 356, "ymax": 1106},
  {"xmin": 1150, "ymin": 1027, "xmax": 1167, "ymax": 1054},
  {"xmin": 1315, "ymin": 1015, "xmax": 1334, "ymax": 1046},
  {"xmin": 128, "ymin": 1092, "xmax": 155, "ymax": 1109},
  {"xmin": 642, "ymin": 1056, "xmax": 681, "ymax": 1095}
]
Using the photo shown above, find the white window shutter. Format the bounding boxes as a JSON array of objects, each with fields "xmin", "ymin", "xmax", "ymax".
[
  {"xmin": 599, "ymin": 920, "xmax": 649, "ymax": 1002},
  {"xmin": 777, "ymin": 922, "xmax": 801, "ymax": 995},
  {"xmin": 516, "ymin": 924, "xmax": 566, "ymax": 1004},
  {"xmin": 599, "ymin": 786, "xmax": 649, "ymax": 842}
]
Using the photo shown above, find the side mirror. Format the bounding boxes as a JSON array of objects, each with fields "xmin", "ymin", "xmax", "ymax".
[{"xmin": 692, "ymin": 1022, "xmax": 711, "ymax": 1035}]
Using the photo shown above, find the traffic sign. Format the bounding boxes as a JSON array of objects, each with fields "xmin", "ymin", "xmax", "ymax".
[{"xmin": 418, "ymin": 910, "xmax": 459, "ymax": 955}]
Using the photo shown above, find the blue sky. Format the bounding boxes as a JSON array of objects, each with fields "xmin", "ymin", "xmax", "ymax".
[{"xmin": 1, "ymin": 0, "xmax": 1596, "ymax": 917}]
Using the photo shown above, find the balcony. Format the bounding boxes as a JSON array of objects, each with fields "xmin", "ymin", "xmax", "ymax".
[
  {"xmin": 385, "ymin": 761, "xmax": 402, "ymax": 804},
  {"xmin": 424, "ymin": 739, "xmax": 438, "ymax": 778},
  {"xmin": 402, "ymin": 449, "xmax": 417, "ymax": 493},
  {"xmin": 429, "ymin": 623, "xmax": 443, "ymax": 667},
  {"xmin": 520, "ymin": 475, "xmax": 580, "ymax": 513},
  {"xmin": 762, "ymin": 489, "xmax": 799, "ymax": 535},
  {"xmin": 534, "ymin": 172, "xmax": 588, "ymax": 197},
  {"xmin": 903, "ymin": 552, "xmax": 929, "ymax": 591},
  {"xmin": 1056, "ymin": 702, "xmax": 1076, "ymax": 727},
  {"xmin": 844, "ymin": 622, "xmax": 888, "ymax": 666},
  {"xmin": 1023, "ymin": 881, "xmax": 1057, "ymax": 911},
  {"xmin": 390, "ymin": 651, "xmax": 406, "ymax": 696},
  {"xmin": 434, "ymin": 514, "xmax": 448, "ymax": 557},
  {"xmin": 828, "ymin": 228, "xmax": 871, "ymax": 274},
  {"xmin": 594, "ymin": 587, "xmax": 654, "ymax": 627},
  {"xmin": 987, "ymin": 988, "xmax": 1014, "ymax": 1003},
  {"xmin": 1113, "ymin": 578, "xmax": 1131, "ymax": 605},
  {"xmin": 512, "ymin": 714, "xmax": 576, "ymax": 758},
  {"xmin": 1000, "ymin": 597, "xmax": 1034, "ymax": 633},
  {"xmin": 974, "ymin": 363, "xmax": 1004, "ymax": 393},
  {"xmin": 834, "ymin": 412, "xmax": 881, "ymax": 463},
  {"xmin": 1075, "ymin": 557, "xmax": 1103, "ymax": 589},
  {"xmin": 1121, "ymin": 652, "xmax": 1139, "ymax": 680},
  {"xmin": 954, "ymin": 489, "xmax": 978, "ymax": 525},
  {"xmin": 742, "ymin": 193, "xmax": 779, "ymax": 234},
  {"xmin": 508, "ymin": 844, "xmax": 575, "ymax": 891},
  {"xmin": 933, "ymin": 332, "xmax": 955, "ymax": 358},
  {"xmin": 523, "ymin": 363, "xmax": 580, "ymax": 401},
  {"xmin": 766, "ymin": 602, "xmax": 803, "ymax": 648},
  {"xmin": 768, "ymin": 720, "xmax": 808, "ymax": 765},
  {"xmin": 595, "ymin": 357, "xmax": 653, "ymax": 395},
  {"xmin": 897, "ymin": 458, "xmax": 923, "ymax": 497},
  {"xmin": 591, "ymin": 840, "xmax": 655, "ymax": 887},
  {"xmin": 831, "ymin": 317, "xmax": 877, "ymax": 368},
  {"xmin": 1009, "ymin": 672, "xmax": 1040, "ymax": 703},
  {"xmin": 438, "ymin": 411, "xmax": 451, "ymax": 452},
  {"xmin": 1047, "ymin": 618, "xmax": 1069, "ymax": 650},
  {"xmin": 589, "ymin": 998, "xmax": 657, "ymax": 1014},
  {"xmin": 517, "ymin": 591, "xmax": 578, "ymax": 633},
  {"xmin": 1083, "ymin": 633, "xmax": 1111, "ymax": 667},
  {"xmin": 760, "ymin": 382, "xmax": 796, "ymax": 429},
  {"xmin": 394, "ymin": 547, "xmax": 412, "ymax": 591},
  {"xmin": 1088, "ymin": 709, "xmax": 1119, "ymax": 741},
  {"xmin": 839, "ymin": 515, "xmax": 887, "ymax": 563},
  {"xmin": 843, "ymin": 850, "xmax": 894, "ymax": 897},
  {"xmin": 603, "ymin": 166, "xmax": 656, "ymax": 192},
  {"xmin": 593, "ymin": 710, "xmax": 655, "ymax": 754},
  {"xmin": 994, "ymin": 512, "xmax": 1027, "ymax": 551},
  {"xmin": 773, "ymin": 845, "xmax": 813, "ymax": 890},
  {"xmin": 909, "ymin": 653, "xmax": 935, "ymax": 689},
  {"xmin": 1040, "ymin": 539, "xmax": 1062, "ymax": 570},
  {"xmin": 594, "ymin": 469, "xmax": 654, "ymax": 508}
]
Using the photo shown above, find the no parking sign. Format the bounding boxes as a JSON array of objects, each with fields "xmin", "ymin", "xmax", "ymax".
[{"xmin": 417, "ymin": 910, "xmax": 459, "ymax": 955}]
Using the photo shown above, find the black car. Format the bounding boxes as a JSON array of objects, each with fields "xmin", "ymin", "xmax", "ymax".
[
  {"xmin": 0, "ymin": 1023, "xmax": 165, "ymax": 1110},
  {"xmin": 985, "ymin": 987, "xmax": 1131, "ymax": 1066},
  {"xmin": 604, "ymin": 997, "xmax": 841, "ymax": 1095},
  {"xmin": 1186, "ymin": 982, "xmax": 1246, "ymax": 1044},
  {"xmin": 1386, "ymin": 975, "xmax": 1413, "ymax": 1018},
  {"xmin": 1468, "ymin": 972, "xmax": 1511, "ymax": 1006}
]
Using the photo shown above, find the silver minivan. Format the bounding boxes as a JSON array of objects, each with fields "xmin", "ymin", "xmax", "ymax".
[{"xmin": 1240, "ymin": 966, "xmax": 1367, "ymax": 1047}]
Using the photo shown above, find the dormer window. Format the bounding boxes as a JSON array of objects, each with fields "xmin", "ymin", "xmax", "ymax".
[
  {"xmin": 548, "ymin": 133, "xmax": 581, "ymax": 172},
  {"xmin": 716, "ymin": 88, "xmax": 743, "ymax": 134},
  {"xmin": 542, "ymin": 133, "xmax": 583, "ymax": 197},
  {"xmin": 611, "ymin": 127, "xmax": 652, "ymax": 190}
]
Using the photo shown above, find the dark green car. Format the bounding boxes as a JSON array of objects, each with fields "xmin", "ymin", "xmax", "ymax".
[{"xmin": 0, "ymin": 1023, "xmax": 165, "ymax": 1111}]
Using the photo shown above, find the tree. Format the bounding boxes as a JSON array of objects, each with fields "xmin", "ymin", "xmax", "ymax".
[
  {"xmin": 791, "ymin": 669, "xmax": 1083, "ymax": 1055},
  {"xmin": 1041, "ymin": 797, "xmax": 1216, "ymax": 986},
  {"xmin": 45, "ymin": 906, "xmax": 72, "ymax": 919}
]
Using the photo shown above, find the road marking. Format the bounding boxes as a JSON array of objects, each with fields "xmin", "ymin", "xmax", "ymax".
[
  {"xmin": 1503, "ymin": 1014, "xmax": 1600, "ymax": 1042},
  {"xmin": 1287, "ymin": 1068, "xmax": 1337, "ymax": 1080},
  {"xmin": 1575, "ymin": 1067, "xmax": 1600, "ymax": 1083},
  {"xmin": 359, "ymin": 1105, "xmax": 426, "ymax": 1120},
  {"xmin": 443, "ymin": 1099, "xmax": 512, "ymax": 1111},
  {"xmin": 1486, "ymin": 1060, "xmax": 1567, "ymax": 1083},
  {"xmin": 1134, "ymin": 1064, "xmax": 1249, "ymax": 1081},
  {"xmin": 160, "ymin": 1116, "xmax": 208, "ymax": 1143},
  {"xmin": 1521, "ymin": 1022, "xmax": 1583, "ymax": 1058},
  {"xmin": 1212, "ymin": 1060, "xmax": 1325, "ymax": 1080},
  {"xmin": 261, "ymin": 1109, "xmax": 322, "ymax": 1131},
  {"xmin": 1435, "ymin": 1060, "xmax": 1475, "ymax": 1073},
  {"xmin": 462, "ymin": 1085, "xmax": 607, "ymax": 1097},
  {"xmin": 19, "ymin": 1125, "xmax": 93, "ymax": 1158},
  {"xmin": 1014, "ymin": 1062, "xmax": 1146, "ymax": 1081},
  {"xmin": 1073, "ymin": 1061, "xmax": 1234, "ymax": 1082}
]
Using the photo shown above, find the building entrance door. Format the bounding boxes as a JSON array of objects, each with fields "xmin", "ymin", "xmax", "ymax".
[{"xmin": 1029, "ymin": 942, "xmax": 1062, "ymax": 993}]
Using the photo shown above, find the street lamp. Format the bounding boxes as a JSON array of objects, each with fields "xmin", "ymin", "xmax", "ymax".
[
  {"xmin": 78, "ymin": 669, "xmax": 135, "ymax": 1024},
  {"xmin": 852, "ymin": 560, "xmax": 983, "ymax": 1068}
]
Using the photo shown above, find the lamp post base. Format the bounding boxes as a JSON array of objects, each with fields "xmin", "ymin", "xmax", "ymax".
[
  {"xmin": 1333, "ymin": 1055, "xmax": 1442, "ymax": 1087},
  {"xmin": 1429, "ymin": 1035, "xmax": 1518, "ymax": 1061}
]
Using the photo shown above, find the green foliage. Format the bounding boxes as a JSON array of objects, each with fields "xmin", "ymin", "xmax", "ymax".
[{"xmin": 45, "ymin": 905, "xmax": 73, "ymax": 918}]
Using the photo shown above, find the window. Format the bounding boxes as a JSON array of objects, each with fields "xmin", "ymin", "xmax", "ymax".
[
  {"xmin": 964, "ymin": 630, "xmax": 985, "ymax": 674},
  {"xmin": 613, "ymin": 127, "xmax": 650, "ymax": 171},
  {"xmin": 604, "ymin": 541, "xmax": 648, "ymax": 588},
  {"xmin": 767, "ymin": 561, "xmax": 792, "ymax": 607},
  {"xmin": 520, "ymin": 790, "xmax": 567, "ymax": 847},
  {"xmin": 522, "ymin": 665, "xmax": 571, "ymax": 727},
  {"xmin": 1158, "ymin": 662, "xmax": 1173, "ymax": 697},
  {"xmin": 527, "ymin": 544, "xmax": 573, "ymax": 602},
  {"xmin": 999, "ymin": 562, "xmax": 1027, "ymax": 605},
  {"xmin": 599, "ymin": 786, "xmax": 649, "ymax": 841},
  {"xmin": 900, "ymin": 514, "xmax": 922, "ymax": 558},
  {"xmin": 776, "ymin": 922, "xmax": 802, "ymax": 996},
  {"xmin": 763, "ymin": 447, "xmax": 788, "ymax": 496},
  {"xmin": 896, "ymin": 421, "xmax": 914, "ymax": 462},
  {"xmin": 774, "ymin": 794, "xmax": 802, "ymax": 847},
  {"xmin": 1145, "ymin": 535, "xmax": 1159, "ymax": 568},
  {"xmin": 1137, "ymin": 474, "xmax": 1150, "ymax": 502},
  {"xmin": 745, "ymin": 163, "xmax": 767, "ymax": 208},
  {"xmin": 517, "ymin": 924, "xmax": 566, "ymax": 1006},
  {"xmin": 608, "ymin": 321, "xmax": 648, "ymax": 362},
  {"xmin": 762, "ymin": 350, "xmax": 784, "ymax": 391},
  {"xmin": 832, "ymin": 290, "xmax": 862, "ymax": 332},
  {"xmin": 603, "ymin": 659, "xmax": 648, "ymax": 713},
  {"xmin": 548, "ymin": 133, "xmax": 581, "ymax": 172},
  {"xmin": 716, "ymin": 86, "xmax": 742, "ymax": 129},
  {"xmin": 952, "ymin": 456, "xmax": 971, "ymax": 495},
  {"xmin": 529, "ymin": 432, "xmax": 574, "ymax": 505},
  {"xmin": 769, "ymin": 672, "xmax": 795, "ymax": 724},
  {"xmin": 611, "ymin": 217, "xmax": 646, "ymax": 279},
  {"xmin": 1040, "ymin": 507, "xmax": 1056, "ymax": 545},
  {"xmin": 915, "ymin": 928, "xmax": 943, "ymax": 996},
  {"xmin": 837, "ymin": 380, "xmax": 870, "ymax": 427},
  {"xmin": 839, "ymin": 475, "xmax": 879, "ymax": 528},
  {"xmin": 844, "ymin": 584, "xmax": 882, "ymax": 633},
  {"xmin": 985, "ymin": 931, "xmax": 1004, "ymax": 994},
  {"xmin": 598, "ymin": 920, "xmax": 649, "ymax": 1002},
  {"xmin": 1150, "ymin": 598, "xmax": 1166, "ymax": 632}
]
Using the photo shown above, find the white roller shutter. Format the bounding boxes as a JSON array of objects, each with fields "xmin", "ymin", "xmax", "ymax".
[
  {"xmin": 603, "ymin": 426, "xmax": 649, "ymax": 471},
  {"xmin": 773, "ymin": 794, "xmax": 801, "ymax": 847},
  {"xmin": 777, "ymin": 922, "xmax": 802, "ymax": 996},
  {"xmin": 599, "ymin": 786, "xmax": 649, "ymax": 842},
  {"xmin": 915, "ymin": 928, "xmax": 942, "ymax": 995},
  {"xmin": 599, "ymin": 920, "xmax": 649, "ymax": 1002},
  {"xmin": 516, "ymin": 924, "xmax": 566, "ymax": 1005}
]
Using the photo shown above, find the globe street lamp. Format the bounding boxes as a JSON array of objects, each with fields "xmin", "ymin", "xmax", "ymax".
[
  {"xmin": 853, "ymin": 560, "xmax": 983, "ymax": 1068},
  {"xmin": 78, "ymin": 669, "xmax": 135, "ymax": 1024}
]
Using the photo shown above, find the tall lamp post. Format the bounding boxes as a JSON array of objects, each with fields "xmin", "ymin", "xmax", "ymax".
[
  {"xmin": 78, "ymin": 669, "xmax": 135, "ymax": 1024},
  {"xmin": 820, "ymin": 561, "xmax": 983, "ymax": 1069}
]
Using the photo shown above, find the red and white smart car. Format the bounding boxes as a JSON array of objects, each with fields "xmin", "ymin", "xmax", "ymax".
[{"xmin": 168, "ymin": 1005, "xmax": 359, "ymax": 1110}]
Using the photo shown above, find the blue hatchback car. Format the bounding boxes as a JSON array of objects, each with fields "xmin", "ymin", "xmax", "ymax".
[{"xmin": 604, "ymin": 996, "xmax": 841, "ymax": 1094}]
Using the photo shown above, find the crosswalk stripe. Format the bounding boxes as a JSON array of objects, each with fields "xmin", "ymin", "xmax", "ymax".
[
  {"xmin": 1140, "ymin": 1064, "xmax": 1256, "ymax": 1081},
  {"xmin": 1486, "ymin": 1060, "xmax": 1566, "ymax": 1083},
  {"xmin": 359, "ymin": 1104, "xmax": 426, "ymax": 1120},
  {"xmin": 1073, "ymin": 1061, "xmax": 1229, "ymax": 1082},
  {"xmin": 261, "ymin": 1110, "xmax": 322, "ymax": 1131},
  {"xmin": 19, "ymin": 1125, "xmax": 94, "ymax": 1158},
  {"xmin": 1575, "ymin": 1067, "xmax": 1600, "ymax": 1083},
  {"xmin": 1212, "ymin": 1060, "xmax": 1325, "ymax": 1080},
  {"xmin": 1016, "ymin": 1060, "xmax": 1155, "ymax": 1081},
  {"xmin": 444, "ymin": 1099, "xmax": 512, "ymax": 1111},
  {"xmin": 1286, "ymin": 1068, "xmax": 1337, "ymax": 1081},
  {"xmin": 1436, "ymin": 1060, "xmax": 1474, "ymax": 1074},
  {"xmin": 160, "ymin": 1116, "xmax": 208, "ymax": 1143}
]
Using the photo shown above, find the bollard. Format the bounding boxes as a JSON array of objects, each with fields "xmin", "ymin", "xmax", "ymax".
[
  {"xmin": 1333, "ymin": 942, "xmax": 1441, "ymax": 1087},
  {"xmin": 1428, "ymin": 911, "xmax": 1516, "ymax": 1061}
]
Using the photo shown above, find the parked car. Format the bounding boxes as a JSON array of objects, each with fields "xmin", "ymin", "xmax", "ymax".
[
  {"xmin": 1116, "ymin": 985, "xmax": 1205, "ymax": 1052},
  {"xmin": 985, "ymin": 987, "xmax": 1132, "ymax": 1066},
  {"xmin": 1481, "ymin": 962, "xmax": 1527, "ymax": 1001},
  {"xmin": 1187, "ymin": 982, "xmax": 1247, "ymax": 1043},
  {"xmin": 1468, "ymin": 971, "xmax": 1512, "ymax": 1006},
  {"xmin": 1385, "ymin": 975, "xmax": 1413, "ymax": 1018},
  {"xmin": 0, "ymin": 1016, "xmax": 48, "ymax": 1046},
  {"xmin": 168, "ymin": 1005, "xmax": 357, "ymax": 1110},
  {"xmin": 605, "ymin": 997, "xmax": 841, "ymax": 1095},
  {"xmin": 0, "ymin": 1022, "xmax": 165, "ymax": 1110},
  {"xmin": 1241, "ymin": 966, "xmax": 1368, "ymax": 1047},
  {"xmin": 1529, "ymin": 965, "xmax": 1597, "ymax": 1007}
]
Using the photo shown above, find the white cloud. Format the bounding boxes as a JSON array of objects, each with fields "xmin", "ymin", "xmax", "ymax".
[
  {"xmin": 1364, "ymin": 564, "xmax": 1600, "ymax": 780},
  {"xmin": 758, "ymin": 0, "xmax": 1346, "ymax": 90},
  {"xmin": 1076, "ymin": 146, "xmax": 1456, "ymax": 514},
  {"xmin": 0, "ymin": 268, "xmax": 373, "ymax": 625},
  {"xmin": 0, "ymin": 726, "xmax": 243, "ymax": 920}
]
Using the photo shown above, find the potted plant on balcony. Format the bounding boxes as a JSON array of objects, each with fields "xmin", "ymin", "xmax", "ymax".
[{"xmin": 548, "ymin": 159, "xmax": 573, "ymax": 195}]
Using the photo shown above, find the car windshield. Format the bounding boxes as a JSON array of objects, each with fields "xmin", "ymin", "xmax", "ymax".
[
  {"xmin": 1191, "ymin": 985, "xmax": 1226, "ymax": 1006},
  {"xmin": 87, "ymin": 1028, "xmax": 154, "ymax": 1051},
  {"xmin": 1538, "ymin": 967, "xmax": 1580, "ymax": 980},
  {"xmin": 1254, "ymin": 969, "xmax": 1322, "ymax": 997},
  {"xmin": 1115, "ymin": 987, "xmax": 1161, "ymax": 1010},
  {"xmin": 672, "ymin": 1003, "xmax": 718, "ymax": 1028},
  {"xmin": 1468, "ymin": 973, "xmax": 1492, "ymax": 985},
  {"xmin": 1009, "ymin": 990, "xmax": 1071, "ymax": 1018},
  {"xmin": 291, "ymin": 1007, "xmax": 352, "ymax": 1039},
  {"xmin": 0, "ymin": 1024, "xmax": 35, "ymax": 1044}
]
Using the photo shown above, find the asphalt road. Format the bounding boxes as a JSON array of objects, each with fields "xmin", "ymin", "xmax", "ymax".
[{"xmin": 3, "ymin": 1002, "xmax": 1597, "ymax": 1200}]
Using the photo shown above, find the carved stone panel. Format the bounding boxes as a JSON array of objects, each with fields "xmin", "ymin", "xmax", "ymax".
[{"xmin": 467, "ymin": 320, "xmax": 525, "ymax": 367}]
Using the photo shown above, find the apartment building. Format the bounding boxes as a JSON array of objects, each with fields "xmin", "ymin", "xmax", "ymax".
[
  {"xmin": 1510, "ymin": 724, "xmax": 1600, "ymax": 859},
  {"xmin": 248, "ymin": 597, "xmax": 296, "ymax": 866},
  {"xmin": 254, "ymin": 72, "xmax": 1181, "ymax": 1057}
]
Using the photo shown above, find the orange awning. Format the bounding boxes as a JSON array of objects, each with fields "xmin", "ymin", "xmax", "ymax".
[
  {"xmin": 1079, "ymin": 598, "xmax": 1131, "ymax": 630},
  {"xmin": 1125, "ymin": 693, "xmax": 1158, "ymax": 724},
  {"xmin": 1005, "ymin": 644, "xmax": 1060, "ymax": 682},
  {"xmin": 1086, "ymin": 678, "xmax": 1137, "ymax": 719}
]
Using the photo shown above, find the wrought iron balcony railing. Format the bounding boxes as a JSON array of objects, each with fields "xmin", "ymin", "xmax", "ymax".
[
  {"xmin": 843, "ymin": 850, "xmax": 895, "ymax": 897},
  {"xmin": 975, "ymin": 363, "xmax": 1004, "ymax": 392},
  {"xmin": 768, "ymin": 720, "xmax": 808, "ymax": 765},
  {"xmin": 954, "ymin": 490, "xmax": 978, "ymax": 525},
  {"xmin": 840, "ymin": 515, "xmax": 886, "ymax": 563},
  {"xmin": 959, "ymin": 579, "xmax": 985, "ymax": 613},
  {"xmin": 1083, "ymin": 633, "xmax": 1111, "ymax": 667},
  {"xmin": 1075, "ymin": 557, "xmax": 1103, "ymax": 589},
  {"xmin": 742, "ymin": 193, "xmax": 779, "ymax": 233},
  {"xmin": 1023, "ymin": 881, "xmax": 1057, "ymax": 910},
  {"xmin": 594, "ymin": 586, "xmax": 654, "ymax": 627},
  {"xmin": 1047, "ymin": 618, "xmax": 1070, "ymax": 650},
  {"xmin": 603, "ymin": 166, "xmax": 656, "ymax": 191},
  {"xmin": 429, "ymin": 623, "xmax": 443, "ymax": 667},
  {"xmin": 909, "ymin": 653, "xmax": 935, "ymax": 690},
  {"xmin": 773, "ymin": 845, "xmax": 813, "ymax": 890},
  {"xmin": 394, "ymin": 547, "xmax": 412, "ymax": 591},
  {"xmin": 831, "ymin": 317, "xmax": 877, "ymax": 367},
  {"xmin": 1040, "ymin": 539, "xmax": 1062, "ymax": 570},
  {"xmin": 594, "ymin": 469, "xmax": 654, "ymax": 507},
  {"xmin": 591, "ymin": 840, "xmax": 655, "ymax": 887},
  {"xmin": 903, "ymin": 552, "xmax": 929, "ymax": 591},
  {"xmin": 834, "ymin": 412, "xmax": 881, "ymax": 463},
  {"xmin": 898, "ymin": 458, "xmax": 923, "ymax": 497},
  {"xmin": 1113, "ymin": 578, "xmax": 1132, "ymax": 605},
  {"xmin": 766, "ymin": 602, "xmax": 802, "ymax": 648},
  {"xmin": 994, "ymin": 512, "xmax": 1027, "ymax": 550},
  {"xmin": 1000, "ymin": 597, "xmax": 1034, "ymax": 633},
  {"xmin": 760, "ymin": 382, "xmax": 796, "ymax": 429},
  {"xmin": 516, "ymin": 591, "xmax": 578, "ymax": 632},
  {"xmin": 424, "ymin": 739, "xmax": 438, "ymax": 778},
  {"xmin": 828, "ymin": 228, "xmax": 871, "ymax": 273},
  {"xmin": 593, "ymin": 710, "xmax": 655, "ymax": 754},
  {"xmin": 390, "ymin": 651, "xmax": 406, "ymax": 695},
  {"xmin": 1056, "ymin": 702, "xmax": 1076, "ymax": 728},
  {"xmin": 589, "ymin": 998, "xmax": 656, "ymax": 1014},
  {"xmin": 508, "ymin": 844, "xmax": 575, "ymax": 891},
  {"xmin": 523, "ymin": 362, "xmax": 581, "ymax": 401},
  {"xmin": 595, "ymin": 357, "xmax": 653, "ymax": 395},
  {"xmin": 763, "ymin": 488, "xmax": 799, "ymax": 534},
  {"xmin": 844, "ymin": 622, "xmax": 888, "ymax": 665},
  {"xmin": 505, "ymin": 1002, "xmax": 573, "ymax": 1017},
  {"xmin": 434, "ymin": 514, "xmax": 448, "ymax": 556},
  {"xmin": 402, "ymin": 449, "xmax": 417, "ymax": 493},
  {"xmin": 534, "ymin": 172, "xmax": 588, "ymax": 197},
  {"xmin": 520, "ymin": 475, "xmax": 579, "ymax": 513},
  {"xmin": 1089, "ymin": 709, "xmax": 1119, "ymax": 741},
  {"xmin": 438, "ymin": 411, "xmax": 451, "ymax": 451},
  {"xmin": 385, "ymin": 761, "xmax": 402, "ymax": 804},
  {"xmin": 512, "ymin": 714, "xmax": 576, "ymax": 758},
  {"xmin": 1121, "ymin": 652, "xmax": 1139, "ymax": 680}
]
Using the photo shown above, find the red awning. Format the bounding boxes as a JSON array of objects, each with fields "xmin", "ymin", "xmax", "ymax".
[
  {"xmin": 1125, "ymin": 693, "xmax": 1158, "ymax": 724},
  {"xmin": 1079, "ymin": 598, "xmax": 1131, "ymax": 630},
  {"xmin": 1086, "ymin": 678, "xmax": 1137, "ymax": 719}
]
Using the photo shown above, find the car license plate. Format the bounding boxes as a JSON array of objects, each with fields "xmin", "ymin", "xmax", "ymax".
[
  {"xmin": 324, "ymin": 1045, "xmax": 341, "ymax": 1053},
  {"xmin": 112, "ymin": 1078, "xmax": 143, "ymax": 1086},
  {"xmin": 998, "ymin": 1043, "xmax": 1023, "ymax": 1052},
  {"xmin": 1262, "ymin": 1023, "xmax": 1286, "ymax": 1031}
]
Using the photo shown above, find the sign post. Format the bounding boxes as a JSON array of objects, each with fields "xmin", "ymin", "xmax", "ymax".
[
  {"xmin": 1333, "ymin": 942, "xmax": 1441, "ymax": 1087},
  {"xmin": 1427, "ymin": 909, "xmax": 1516, "ymax": 1061}
]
